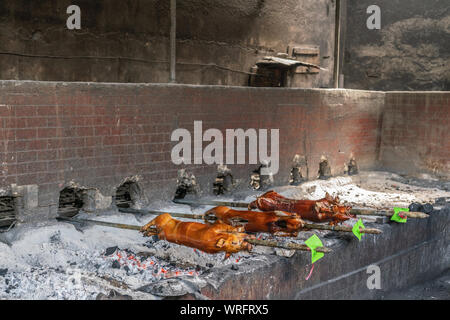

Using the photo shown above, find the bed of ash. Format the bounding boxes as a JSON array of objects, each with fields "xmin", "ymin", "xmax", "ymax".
[{"xmin": 0, "ymin": 171, "xmax": 448, "ymax": 300}]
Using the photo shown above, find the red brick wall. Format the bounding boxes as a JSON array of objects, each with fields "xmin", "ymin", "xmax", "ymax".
[
  {"xmin": 0, "ymin": 81, "xmax": 385, "ymax": 219},
  {"xmin": 380, "ymin": 92, "xmax": 450, "ymax": 179}
]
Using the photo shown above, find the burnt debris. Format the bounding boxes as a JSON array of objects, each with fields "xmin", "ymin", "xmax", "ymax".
[
  {"xmin": 346, "ymin": 157, "xmax": 359, "ymax": 176},
  {"xmin": 250, "ymin": 166, "xmax": 262, "ymax": 190},
  {"xmin": 409, "ymin": 202, "xmax": 434, "ymax": 214},
  {"xmin": 213, "ymin": 165, "xmax": 234, "ymax": 195},
  {"xmin": 251, "ymin": 162, "xmax": 274, "ymax": 191},
  {"xmin": 290, "ymin": 155, "xmax": 308, "ymax": 185},
  {"xmin": 174, "ymin": 169, "xmax": 200, "ymax": 199},
  {"xmin": 318, "ymin": 157, "xmax": 332, "ymax": 180}
]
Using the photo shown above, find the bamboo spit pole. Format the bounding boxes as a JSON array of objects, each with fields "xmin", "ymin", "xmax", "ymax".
[
  {"xmin": 119, "ymin": 207, "xmax": 382, "ymax": 234},
  {"xmin": 247, "ymin": 239, "xmax": 332, "ymax": 253},
  {"xmin": 172, "ymin": 198, "xmax": 429, "ymax": 219},
  {"xmin": 119, "ymin": 207, "xmax": 206, "ymax": 220},
  {"xmin": 173, "ymin": 198, "xmax": 249, "ymax": 208},
  {"xmin": 58, "ymin": 216, "xmax": 332, "ymax": 253},
  {"xmin": 57, "ymin": 216, "xmax": 143, "ymax": 231}
]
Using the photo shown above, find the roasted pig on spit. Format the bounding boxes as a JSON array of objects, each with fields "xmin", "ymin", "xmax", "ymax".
[
  {"xmin": 141, "ymin": 213, "xmax": 252, "ymax": 258},
  {"xmin": 205, "ymin": 206, "xmax": 305, "ymax": 237},
  {"xmin": 248, "ymin": 191, "xmax": 354, "ymax": 225}
]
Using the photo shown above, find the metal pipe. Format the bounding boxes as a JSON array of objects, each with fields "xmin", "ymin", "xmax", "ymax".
[
  {"xmin": 333, "ymin": 0, "xmax": 341, "ymax": 88},
  {"xmin": 169, "ymin": 0, "xmax": 177, "ymax": 83}
]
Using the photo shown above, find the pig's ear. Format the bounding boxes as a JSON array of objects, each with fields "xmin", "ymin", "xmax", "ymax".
[
  {"xmin": 314, "ymin": 203, "xmax": 322, "ymax": 213},
  {"xmin": 216, "ymin": 238, "xmax": 226, "ymax": 248}
]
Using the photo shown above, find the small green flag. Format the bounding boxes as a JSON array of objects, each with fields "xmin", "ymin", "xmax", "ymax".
[
  {"xmin": 352, "ymin": 219, "xmax": 365, "ymax": 241},
  {"xmin": 305, "ymin": 234, "xmax": 324, "ymax": 264},
  {"xmin": 391, "ymin": 207, "xmax": 409, "ymax": 223}
]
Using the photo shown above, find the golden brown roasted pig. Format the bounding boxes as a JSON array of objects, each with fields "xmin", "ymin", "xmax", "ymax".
[
  {"xmin": 205, "ymin": 206, "xmax": 305, "ymax": 237},
  {"xmin": 141, "ymin": 213, "xmax": 252, "ymax": 259},
  {"xmin": 248, "ymin": 190, "xmax": 354, "ymax": 225}
]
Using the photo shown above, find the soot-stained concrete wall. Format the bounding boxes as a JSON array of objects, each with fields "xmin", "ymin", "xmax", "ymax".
[
  {"xmin": 380, "ymin": 92, "xmax": 450, "ymax": 179},
  {"xmin": 343, "ymin": 0, "xmax": 450, "ymax": 91},
  {"xmin": 0, "ymin": 0, "xmax": 337, "ymax": 87},
  {"xmin": 0, "ymin": 80, "xmax": 384, "ymax": 223}
]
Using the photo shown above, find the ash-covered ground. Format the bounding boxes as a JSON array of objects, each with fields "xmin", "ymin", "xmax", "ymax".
[{"xmin": 0, "ymin": 171, "xmax": 448, "ymax": 300}]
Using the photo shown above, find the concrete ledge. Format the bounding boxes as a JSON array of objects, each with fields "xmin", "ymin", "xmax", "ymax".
[{"xmin": 176, "ymin": 209, "xmax": 449, "ymax": 299}]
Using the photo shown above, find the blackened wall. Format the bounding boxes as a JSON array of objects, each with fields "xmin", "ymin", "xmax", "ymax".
[
  {"xmin": 343, "ymin": 0, "xmax": 450, "ymax": 91},
  {"xmin": 380, "ymin": 92, "xmax": 450, "ymax": 179},
  {"xmin": 0, "ymin": 0, "xmax": 337, "ymax": 87}
]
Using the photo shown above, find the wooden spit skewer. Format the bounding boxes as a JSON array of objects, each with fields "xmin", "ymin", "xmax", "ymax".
[
  {"xmin": 118, "ymin": 207, "xmax": 382, "ymax": 235},
  {"xmin": 172, "ymin": 198, "xmax": 430, "ymax": 219},
  {"xmin": 350, "ymin": 208, "xmax": 429, "ymax": 219},
  {"xmin": 247, "ymin": 239, "xmax": 332, "ymax": 253},
  {"xmin": 57, "ymin": 216, "xmax": 332, "ymax": 253}
]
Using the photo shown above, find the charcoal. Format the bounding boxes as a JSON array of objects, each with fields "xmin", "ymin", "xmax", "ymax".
[
  {"xmin": 96, "ymin": 290, "xmax": 132, "ymax": 300},
  {"xmin": 111, "ymin": 260, "xmax": 121, "ymax": 269},
  {"xmin": 435, "ymin": 197, "xmax": 447, "ymax": 205},
  {"xmin": 422, "ymin": 203, "xmax": 434, "ymax": 214},
  {"xmin": 409, "ymin": 203, "xmax": 423, "ymax": 212},
  {"xmin": 0, "ymin": 268, "xmax": 8, "ymax": 276},
  {"xmin": 231, "ymin": 264, "xmax": 239, "ymax": 271},
  {"xmin": 105, "ymin": 246, "xmax": 118, "ymax": 256}
]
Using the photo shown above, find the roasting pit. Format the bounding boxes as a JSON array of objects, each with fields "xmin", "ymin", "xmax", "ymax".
[{"xmin": 0, "ymin": 171, "xmax": 448, "ymax": 299}]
